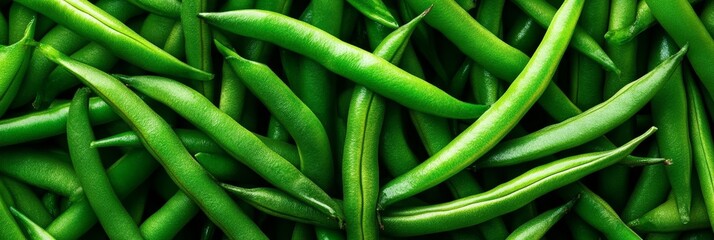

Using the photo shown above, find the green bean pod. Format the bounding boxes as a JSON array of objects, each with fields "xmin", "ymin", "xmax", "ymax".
[
  {"xmin": 0, "ymin": 149, "xmax": 79, "ymax": 197},
  {"xmin": 686, "ymin": 66, "xmax": 714, "ymax": 231},
  {"xmin": 9, "ymin": 207, "xmax": 55, "ymax": 240},
  {"xmin": 199, "ymin": 10, "xmax": 487, "ymax": 119},
  {"xmin": 2, "ymin": 177, "xmax": 52, "ymax": 227},
  {"xmin": 127, "ymin": 0, "xmax": 181, "ymax": 18},
  {"xmin": 621, "ymin": 146, "xmax": 671, "ymax": 222},
  {"xmin": 193, "ymin": 152, "xmax": 262, "ymax": 183},
  {"xmin": 36, "ymin": 43, "xmax": 264, "ymax": 239},
  {"xmin": 628, "ymin": 193, "xmax": 710, "ymax": 232},
  {"xmin": 380, "ymin": 127, "xmax": 656, "ymax": 236},
  {"xmin": 346, "ymin": 0, "xmax": 398, "ymax": 28},
  {"xmin": 605, "ymin": 0, "xmax": 699, "ymax": 44},
  {"xmin": 511, "ymin": 0, "xmax": 618, "ymax": 74},
  {"xmin": 558, "ymin": 182, "xmax": 641, "ymax": 239},
  {"xmin": 67, "ymin": 88, "xmax": 144, "ymax": 239},
  {"xmin": 7, "ymin": 3, "xmax": 36, "ymax": 43},
  {"xmin": 646, "ymin": 0, "xmax": 714, "ymax": 100},
  {"xmin": 15, "ymin": 0, "xmax": 212, "ymax": 81},
  {"xmin": 215, "ymin": 41, "xmax": 334, "ymax": 191},
  {"xmin": 0, "ymin": 96, "xmax": 118, "ymax": 146},
  {"xmin": 649, "ymin": 34, "xmax": 692, "ymax": 224},
  {"xmin": 0, "ymin": 19, "xmax": 34, "ymax": 117},
  {"xmin": 140, "ymin": 191, "xmax": 200, "ymax": 240},
  {"xmin": 47, "ymin": 150, "xmax": 158, "ymax": 239},
  {"xmin": 0, "ymin": 191, "xmax": 24, "ymax": 239},
  {"xmin": 378, "ymin": 0, "xmax": 583, "ymax": 208},
  {"xmin": 182, "ymin": 0, "xmax": 215, "ymax": 98},
  {"xmin": 702, "ymin": 1, "xmax": 714, "ymax": 36},
  {"xmin": 568, "ymin": 0, "xmax": 608, "ymax": 110},
  {"xmin": 117, "ymin": 75, "xmax": 344, "ymax": 224},
  {"xmin": 506, "ymin": 198, "xmax": 577, "ymax": 240},
  {"xmin": 222, "ymin": 185, "xmax": 341, "ymax": 229},
  {"xmin": 476, "ymin": 44, "xmax": 688, "ymax": 168}
]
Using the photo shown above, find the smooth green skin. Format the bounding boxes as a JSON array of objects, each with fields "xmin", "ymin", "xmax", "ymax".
[
  {"xmin": 476, "ymin": 45, "xmax": 688, "ymax": 168},
  {"xmin": 628, "ymin": 193, "xmax": 710, "ymax": 232},
  {"xmin": 67, "ymin": 88, "xmax": 144, "ymax": 240},
  {"xmin": 341, "ymin": 11, "xmax": 424, "ymax": 240},
  {"xmin": 469, "ymin": 0, "xmax": 504, "ymax": 106},
  {"xmin": 200, "ymin": 10, "xmax": 487, "ymax": 120},
  {"xmin": 379, "ymin": 104, "xmax": 423, "ymax": 178},
  {"xmin": 118, "ymin": 75, "xmax": 344, "ymax": 224},
  {"xmin": 12, "ymin": 0, "xmax": 144, "ymax": 108},
  {"xmin": 381, "ymin": 127, "xmax": 656, "ymax": 236},
  {"xmin": 91, "ymin": 128, "xmax": 301, "ymax": 167},
  {"xmin": 511, "ymin": 0, "xmax": 618, "ymax": 74},
  {"xmin": 46, "ymin": 150, "xmax": 158, "ymax": 239},
  {"xmin": 215, "ymin": 42, "xmax": 334, "ymax": 191},
  {"xmin": 621, "ymin": 158, "xmax": 670, "ymax": 222},
  {"xmin": 8, "ymin": 3, "xmax": 36, "ymax": 43},
  {"xmin": 506, "ymin": 199, "xmax": 576, "ymax": 240},
  {"xmin": 128, "ymin": 0, "xmax": 181, "ymax": 18},
  {"xmin": 0, "ymin": 149, "xmax": 80, "ymax": 198},
  {"xmin": 182, "ymin": 0, "xmax": 214, "ymax": 98},
  {"xmin": 0, "ymin": 96, "xmax": 118, "ymax": 146},
  {"xmin": 569, "ymin": 0, "xmax": 608, "ymax": 110},
  {"xmin": 378, "ymin": 0, "xmax": 582, "ymax": 208},
  {"xmin": 702, "ymin": 1, "xmax": 714, "ymax": 37},
  {"xmin": 2, "ymin": 177, "xmax": 53, "ymax": 227},
  {"xmin": 222, "ymin": 185, "xmax": 341, "ymax": 229},
  {"xmin": 686, "ymin": 68, "xmax": 714, "ymax": 231},
  {"xmin": 9, "ymin": 207, "xmax": 55, "ymax": 240},
  {"xmin": 37, "ymin": 44, "xmax": 264, "ymax": 240},
  {"xmin": 505, "ymin": 15, "xmax": 545, "ymax": 55},
  {"xmin": 0, "ymin": 19, "xmax": 34, "ymax": 117},
  {"xmin": 15, "ymin": 0, "xmax": 212, "ymax": 81},
  {"xmin": 218, "ymin": 61, "xmax": 246, "ymax": 122},
  {"xmin": 647, "ymin": 0, "xmax": 714, "ymax": 103},
  {"xmin": 649, "ymin": 34, "xmax": 692, "ymax": 224},
  {"xmin": 284, "ymin": 0, "xmax": 341, "ymax": 157},
  {"xmin": 193, "ymin": 152, "xmax": 262, "ymax": 183},
  {"xmin": 0, "ymin": 188, "xmax": 24, "ymax": 239},
  {"xmin": 140, "ymin": 191, "xmax": 199, "ymax": 240},
  {"xmin": 605, "ymin": 0, "xmax": 699, "ymax": 44},
  {"xmin": 558, "ymin": 182, "xmax": 641, "ymax": 240},
  {"xmin": 239, "ymin": 0, "xmax": 293, "ymax": 63},
  {"xmin": 346, "ymin": 0, "xmax": 398, "ymax": 28}
]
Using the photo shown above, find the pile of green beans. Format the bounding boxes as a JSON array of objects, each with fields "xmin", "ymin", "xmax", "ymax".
[{"xmin": 1, "ymin": 0, "xmax": 714, "ymax": 239}]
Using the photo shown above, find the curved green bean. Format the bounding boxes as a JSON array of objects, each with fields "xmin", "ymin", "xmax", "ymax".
[
  {"xmin": 0, "ymin": 19, "xmax": 34, "ymax": 117},
  {"xmin": 9, "ymin": 207, "xmax": 55, "ymax": 240},
  {"xmin": 346, "ymin": 0, "xmax": 398, "ymax": 28},
  {"xmin": 506, "ymin": 198, "xmax": 577, "ymax": 240},
  {"xmin": 127, "ymin": 0, "xmax": 180, "ymax": 18},
  {"xmin": 686, "ymin": 66, "xmax": 714, "ymax": 231}
]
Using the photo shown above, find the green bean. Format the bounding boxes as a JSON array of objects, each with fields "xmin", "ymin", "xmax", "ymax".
[
  {"xmin": 9, "ymin": 207, "xmax": 55, "ymax": 240},
  {"xmin": 199, "ymin": 10, "xmax": 487, "ymax": 119},
  {"xmin": 2, "ymin": 177, "xmax": 52, "ymax": 227},
  {"xmin": 0, "ymin": 19, "xmax": 34, "ymax": 117},
  {"xmin": 511, "ymin": 0, "xmax": 618, "ymax": 74},
  {"xmin": 628, "ymin": 192, "xmax": 710, "ymax": 232},
  {"xmin": 604, "ymin": 0, "xmax": 700, "ymax": 44},
  {"xmin": 15, "ymin": 0, "xmax": 212, "ymax": 81},
  {"xmin": 193, "ymin": 152, "xmax": 262, "ymax": 183},
  {"xmin": 0, "ymin": 185, "xmax": 24, "ymax": 239},
  {"xmin": 140, "ymin": 191, "xmax": 199, "ymax": 240},
  {"xmin": 621, "ymin": 145, "xmax": 671, "ymax": 223},
  {"xmin": 569, "ymin": 0, "xmax": 608, "ymax": 110},
  {"xmin": 648, "ymin": 33, "xmax": 692, "ymax": 224},
  {"xmin": 47, "ymin": 149, "xmax": 158, "ymax": 239},
  {"xmin": 125, "ymin": 186, "xmax": 148, "ymax": 224},
  {"xmin": 380, "ymin": 127, "xmax": 656, "ymax": 236},
  {"xmin": 686, "ymin": 65, "xmax": 714, "ymax": 231},
  {"xmin": 378, "ymin": 0, "xmax": 582, "ymax": 208},
  {"xmin": 397, "ymin": 1, "xmax": 449, "ymax": 85},
  {"xmin": 469, "ymin": 0, "xmax": 505, "ymax": 106},
  {"xmin": 36, "ymin": 43, "xmax": 265, "ymax": 239},
  {"xmin": 215, "ymin": 41, "xmax": 334, "ymax": 191},
  {"xmin": 8, "ymin": 3, "xmax": 36, "ymax": 43},
  {"xmin": 218, "ymin": 61, "xmax": 246, "ymax": 122},
  {"xmin": 127, "ymin": 0, "xmax": 181, "ymax": 18},
  {"xmin": 0, "ymin": 96, "xmax": 118, "ymax": 146},
  {"xmin": 0, "ymin": 148, "xmax": 80, "ymax": 197},
  {"xmin": 67, "ymin": 88, "xmax": 144, "ymax": 239},
  {"xmin": 702, "ymin": 1, "xmax": 714, "ymax": 37},
  {"xmin": 12, "ymin": 0, "xmax": 144, "ymax": 108},
  {"xmin": 117, "ymin": 75, "xmax": 344, "ymax": 224},
  {"xmin": 41, "ymin": 193, "xmax": 60, "ymax": 218},
  {"xmin": 558, "ymin": 182, "xmax": 641, "ymax": 239},
  {"xmin": 504, "ymin": 15, "xmax": 544, "ymax": 55},
  {"xmin": 475, "ymin": 44, "xmax": 687, "ymax": 168},
  {"xmin": 346, "ymin": 0, "xmax": 398, "ymax": 28},
  {"xmin": 647, "ymin": 0, "xmax": 714, "ymax": 101},
  {"xmin": 182, "ymin": 0, "xmax": 215, "ymax": 98},
  {"xmin": 506, "ymin": 198, "xmax": 577, "ymax": 240},
  {"xmin": 222, "ymin": 185, "xmax": 341, "ymax": 229}
]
